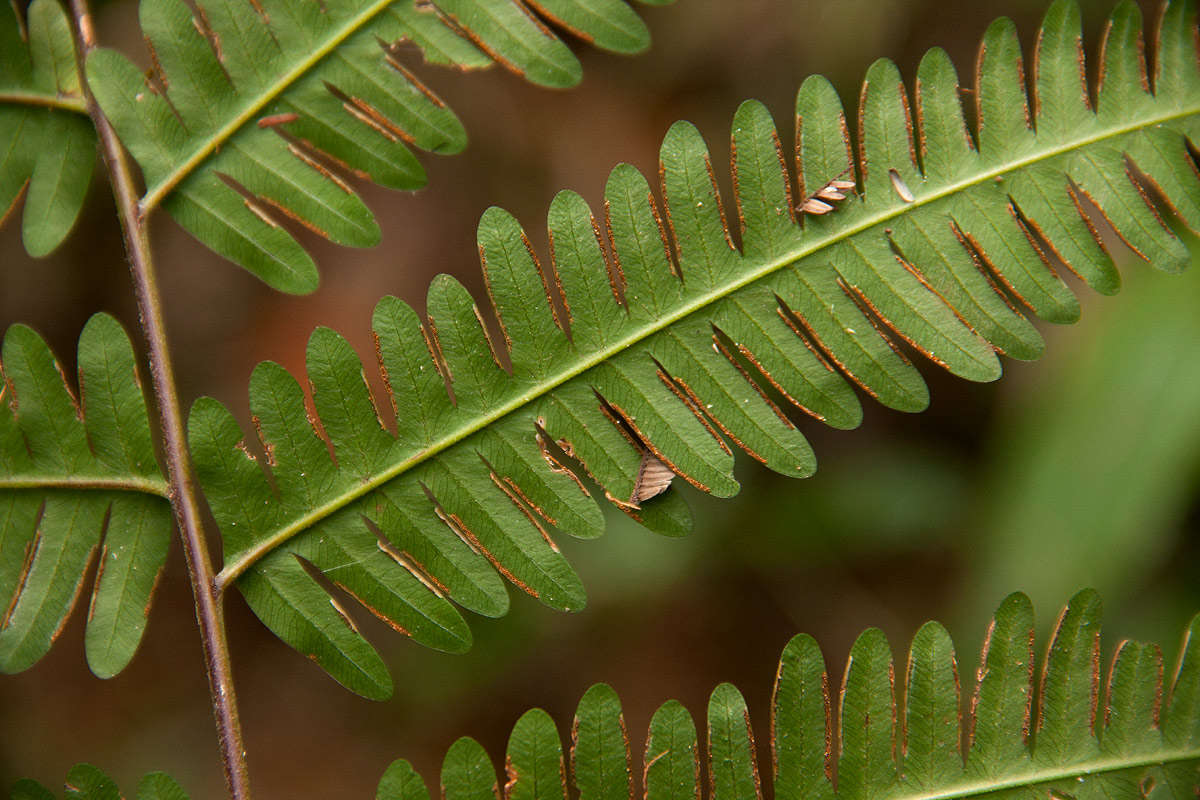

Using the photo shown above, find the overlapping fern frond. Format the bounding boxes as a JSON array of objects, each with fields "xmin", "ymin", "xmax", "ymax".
[
  {"xmin": 0, "ymin": 0, "xmax": 96, "ymax": 257},
  {"xmin": 83, "ymin": 0, "xmax": 670, "ymax": 293},
  {"xmin": 17, "ymin": 593, "xmax": 1200, "ymax": 800},
  {"xmin": 0, "ymin": 315, "xmax": 170, "ymax": 678},
  {"xmin": 189, "ymin": 0, "xmax": 1200, "ymax": 697}
]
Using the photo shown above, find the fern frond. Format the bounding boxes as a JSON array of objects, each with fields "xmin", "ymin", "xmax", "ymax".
[
  {"xmin": 190, "ymin": 0, "xmax": 1200, "ymax": 697},
  {"xmin": 0, "ymin": 314, "xmax": 171, "ymax": 678},
  {"xmin": 13, "ymin": 595, "xmax": 1197, "ymax": 799},
  {"xmin": 370, "ymin": 591, "xmax": 1200, "ymax": 800},
  {"xmin": 0, "ymin": 0, "xmax": 96, "ymax": 257},
  {"xmin": 85, "ymin": 0, "xmax": 669, "ymax": 293},
  {"xmin": 11, "ymin": 764, "xmax": 188, "ymax": 800}
]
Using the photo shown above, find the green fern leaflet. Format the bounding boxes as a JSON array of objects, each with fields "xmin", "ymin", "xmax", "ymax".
[
  {"xmin": 14, "ymin": 593, "xmax": 1200, "ymax": 800},
  {"xmin": 189, "ymin": 0, "xmax": 1200, "ymax": 697},
  {"xmin": 0, "ymin": 315, "xmax": 171, "ymax": 678},
  {"xmin": 85, "ymin": 0, "xmax": 670, "ymax": 293},
  {"xmin": 10, "ymin": 764, "xmax": 188, "ymax": 800},
  {"xmin": 0, "ymin": 0, "xmax": 96, "ymax": 258}
]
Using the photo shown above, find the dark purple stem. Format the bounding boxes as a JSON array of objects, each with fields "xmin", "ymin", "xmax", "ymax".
[{"xmin": 63, "ymin": 3, "xmax": 252, "ymax": 797}]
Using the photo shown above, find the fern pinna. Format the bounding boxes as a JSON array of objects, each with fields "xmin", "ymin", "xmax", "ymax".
[
  {"xmin": 15, "ymin": 592, "xmax": 1200, "ymax": 799},
  {"xmin": 0, "ymin": 0, "xmax": 95, "ymax": 258},
  {"xmin": 0, "ymin": 316, "xmax": 170, "ymax": 679},
  {"xmin": 180, "ymin": 0, "xmax": 1200, "ymax": 698},
  {"xmin": 81, "ymin": 0, "xmax": 672, "ymax": 292}
]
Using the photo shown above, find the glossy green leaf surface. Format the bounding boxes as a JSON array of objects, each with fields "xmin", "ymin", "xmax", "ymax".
[
  {"xmin": 376, "ymin": 592, "xmax": 1200, "ymax": 800},
  {"xmin": 0, "ymin": 314, "xmax": 170, "ymax": 678},
  {"xmin": 439, "ymin": 736, "xmax": 498, "ymax": 800},
  {"xmin": 376, "ymin": 760, "xmax": 430, "ymax": 800},
  {"xmin": 572, "ymin": 683, "xmax": 632, "ymax": 800},
  {"xmin": 644, "ymin": 701, "xmax": 699, "ymax": 800},
  {"xmin": 190, "ymin": 0, "xmax": 1200, "ymax": 697},
  {"xmin": 707, "ymin": 684, "xmax": 761, "ymax": 800},
  {"xmin": 0, "ymin": 0, "xmax": 96, "ymax": 257},
  {"xmin": 507, "ymin": 709, "xmax": 567, "ymax": 800},
  {"xmin": 85, "ymin": 0, "xmax": 669, "ymax": 292}
]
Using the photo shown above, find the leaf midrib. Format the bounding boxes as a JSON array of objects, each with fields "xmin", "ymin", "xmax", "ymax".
[
  {"xmin": 0, "ymin": 473, "xmax": 169, "ymax": 495},
  {"xmin": 893, "ymin": 745, "xmax": 1200, "ymax": 800},
  {"xmin": 137, "ymin": 0, "xmax": 397, "ymax": 214},
  {"xmin": 0, "ymin": 89, "xmax": 88, "ymax": 113},
  {"xmin": 214, "ymin": 100, "xmax": 1199, "ymax": 589}
]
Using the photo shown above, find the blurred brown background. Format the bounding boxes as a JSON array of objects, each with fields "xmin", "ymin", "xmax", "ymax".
[{"xmin": 2, "ymin": 0, "xmax": 1199, "ymax": 797}]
